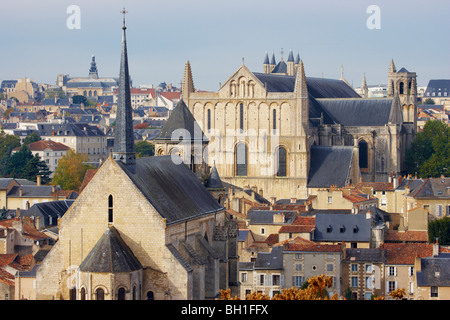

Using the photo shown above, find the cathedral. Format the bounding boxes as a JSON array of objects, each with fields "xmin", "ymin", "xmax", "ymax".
[
  {"xmin": 34, "ymin": 17, "xmax": 238, "ymax": 300},
  {"xmin": 176, "ymin": 50, "xmax": 417, "ymax": 200}
]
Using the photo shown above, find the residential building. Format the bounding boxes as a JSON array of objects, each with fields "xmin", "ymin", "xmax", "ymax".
[
  {"xmin": 342, "ymin": 247, "xmax": 385, "ymax": 300},
  {"xmin": 239, "ymin": 245, "xmax": 284, "ymax": 299},
  {"xmin": 12, "ymin": 140, "xmax": 70, "ymax": 177},
  {"xmin": 414, "ymin": 246, "xmax": 450, "ymax": 300},
  {"xmin": 38, "ymin": 122, "xmax": 107, "ymax": 165},
  {"xmin": 246, "ymin": 209, "xmax": 297, "ymax": 240},
  {"xmin": 312, "ymin": 212, "xmax": 374, "ymax": 249},
  {"xmin": 423, "ymin": 79, "xmax": 450, "ymax": 108},
  {"xmin": 384, "ymin": 242, "xmax": 449, "ymax": 299},
  {"xmin": 282, "ymin": 237, "xmax": 342, "ymax": 297},
  {"xmin": 404, "ymin": 177, "xmax": 450, "ymax": 220},
  {"xmin": 310, "ymin": 186, "xmax": 378, "ymax": 213}
]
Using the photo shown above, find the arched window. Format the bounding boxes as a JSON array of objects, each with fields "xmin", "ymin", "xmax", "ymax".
[
  {"xmin": 117, "ymin": 287, "xmax": 126, "ymax": 300},
  {"xmin": 276, "ymin": 146, "xmax": 287, "ymax": 177},
  {"xmin": 273, "ymin": 109, "xmax": 277, "ymax": 134},
  {"xmin": 207, "ymin": 109, "xmax": 211, "ymax": 132},
  {"xmin": 358, "ymin": 140, "xmax": 368, "ymax": 169},
  {"xmin": 132, "ymin": 285, "xmax": 137, "ymax": 300},
  {"xmin": 108, "ymin": 195, "xmax": 113, "ymax": 223},
  {"xmin": 96, "ymin": 288, "xmax": 105, "ymax": 300},
  {"xmin": 399, "ymin": 82, "xmax": 404, "ymax": 95},
  {"xmin": 235, "ymin": 143, "xmax": 248, "ymax": 176},
  {"xmin": 80, "ymin": 287, "xmax": 86, "ymax": 300},
  {"xmin": 146, "ymin": 291, "xmax": 154, "ymax": 300},
  {"xmin": 239, "ymin": 103, "xmax": 244, "ymax": 133}
]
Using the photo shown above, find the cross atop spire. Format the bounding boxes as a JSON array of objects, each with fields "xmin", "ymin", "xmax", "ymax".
[{"xmin": 121, "ymin": 7, "xmax": 128, "ymax": 29}]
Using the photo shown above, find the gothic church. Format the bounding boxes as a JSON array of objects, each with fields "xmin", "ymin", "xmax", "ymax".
[{"xmin": 176, "ymin": 50, "xmax": 417, "ymax": 200}]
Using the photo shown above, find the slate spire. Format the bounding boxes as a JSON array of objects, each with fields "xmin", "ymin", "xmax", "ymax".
[{"xmin": 113, "ymin": 9, "xmax": 136, "ymax": 173}]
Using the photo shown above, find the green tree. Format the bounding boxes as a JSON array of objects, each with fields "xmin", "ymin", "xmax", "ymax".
[
  {"xmin": 22, "ymin": 155, "xmax": 52, "ymax": 184},
  {"xmin": 2, "ymin": 145, "xmax": 33, "ymax": 178},
  {"xmin": 51, "ymin": 150, "xmax": 93, "ymax": 191},
  {"xmin": 0, "ymin": 130, "xmax": 20, "ymax": 161},
  {"xmin": 428, "ymin": 217, "xmax": 450, "ymax": 245},
  {"xmin": 135, "ymin": 140, "xmax": 154, "ymax": 158},
  {"xmin": 405, "ymin": 120, "xmax": 450, "ymax": 178},
  {"xmin": 22, "ymin": 132, "xmax": 41, "ymax": 146},
  {"xmin": 423, "ymin": 98, "xmax": 435, "ymax": 105}
]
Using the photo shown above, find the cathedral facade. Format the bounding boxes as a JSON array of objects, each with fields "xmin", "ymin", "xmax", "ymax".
[{"xmin": 180, "ymin": 52, "xmax": 417, "ymax": 200}]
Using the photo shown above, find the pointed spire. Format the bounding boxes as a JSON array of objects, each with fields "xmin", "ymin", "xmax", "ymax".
[
  {"xmin": 263, "ymin": 52, "xmax": 270, "ymax": 65},
  {"xmin": 360, "ymin": 73, "xmax": 368, "ymax": 98},
  {"xmin": 389, "ymin": 59, "xmax": 396, "ymax": 73},
  {"xmin": 287, "ymin": 49, "xmax": 294, "ymax": 62},
  {"xmin": 270, "ymin": 52, "xmax": 276, "ymax": 66},
  {"xmin": 113, "ymin": 8, "xmax": 136, "ymax": 173},
  {"xmin": 295, "ymin": 52, "xmax": 300, "ymax": 65},
  {"xmin": 294, "ymin": 59, "xmax": 308, "ymax": 97},
  {"xmin": 182, "ymin": 60, "xmax": 194, "ymax": 99}
]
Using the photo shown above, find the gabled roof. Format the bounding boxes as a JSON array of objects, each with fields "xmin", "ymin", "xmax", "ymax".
[
  {"xmin": 117, "ymin": 155, "xmax": 224, "ymax": 225},
  {"xmin": 307, "ymin": 146, "xmax": 353, "ymax": 188},
  {"xmin": 344, "ymin": 248, "xmax": 384, "ymax": 262},
  {"xmin": 154, "ymin": 99, "xmax": 208, "ymax": 142},
  {"xmin": 79, "ymin": 226, "xmax": 142, "ymax": 273}
]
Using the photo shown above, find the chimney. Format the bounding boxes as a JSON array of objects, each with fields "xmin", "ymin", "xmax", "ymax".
[
  {"xmin": 19, "ymin": 187, "xmax": 23, "ymax": 197},
  {"xmin": 433, "ymin": 239, "xmax": 440, "ymax": 257},
  {"xmin": 12, "ymin": 218, "xmax": 23, "ymax": 235},
  {"xmin": 290, "ymin": 198, "xmax": 297, "ymax": 204},
  {"xmin": 36, "ymin": 175, "xmax": 41, "ymax": 186},
  {"xmin": 16, "ymin": 208, "xmax": 21, "ymax": 218},
  {"xmin": 258, "ymin": 188, "xmax": 263, "ymax": 198},
  {"xmin": 270, "ymin": 196, "xmax": 276, "ymax": 205}
]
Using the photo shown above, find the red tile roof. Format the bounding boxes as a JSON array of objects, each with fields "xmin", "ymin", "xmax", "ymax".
[
  {"xmin": 0, "ymin": 218, "xmax": 49, "ymax": 241},
  {"xmin": 356, "ymin": 182, "xmax": 395, "ymax": 191},
  {"xmin": 384, "ymin": 230, "xmax": 428, "ymax": 242},
  {"xmin": 14, "ymin": 140, "xmax": 70, "ymax": 152},
  {"xmin": 0, "ymin": 268, "xmax": 15, "ymax": 286},
  {"xmin": 384, "ymin": 243, "xmax": 450, "ymax": 265}
]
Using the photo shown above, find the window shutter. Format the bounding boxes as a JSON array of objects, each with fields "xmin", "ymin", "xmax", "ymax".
[{"xmin": 280, "ymin": 275, "xmax": 284, "ymax": 287}]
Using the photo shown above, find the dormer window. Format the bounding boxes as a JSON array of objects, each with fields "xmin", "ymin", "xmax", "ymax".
[
  {"xmin": 340, "ymin": 226, "xmax": 346, "ymax": 233},
  {"xmin": 353, "ymin": 226, "xmax": 359, "ymax": 233},
  {"xmin": 326, "ymin": 225, "xmax": 332, "ymax": 233}
]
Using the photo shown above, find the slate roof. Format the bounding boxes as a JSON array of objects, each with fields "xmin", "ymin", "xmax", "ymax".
[
  {"xmin": 37, "ymin": 123, "xmax": 105, "ymax": 137},
  {"xmin": 254, "ymin": 245, "xmax": 283, "ymax": 270},
  {"xmin": 315, "ymin": 98, "xmax": 394, "ymax": 126},
  {"xmin": 205, "ymin": 164, "xmax": 224, "ymax": 189},
  {"xmin": 408, "ymin": 178, "xmax": 450, "ymax": 198},
  {"xmin": 313, "ymin": 213, "xmax": 372, "ymax": 243},
  {"xmin": 246, "ymin": 210, "xmax": 296, "ymax": 225},
  {"xmin": 79, "ymin": 226, "xmax": 142, "ymax": 273},
  {"xmin": 8, "ymin": 185, "xmax": 55, "ymax": 198},
  {"xmin": 154, "ymin": 99, "xmax": 208, "ymax": 142},
  {"xmin": 118, "ymin": 155, "xmax": 224, "ymax": 225},
  {"xmin": 22, "ymin": 200, "xmax": 75, "ymax": 227},
  {"xmin": 252, "ymin": 73, "xmax": 360, "ymax": 98},
  {"xmin": 344, "ymin": 248, "xmax": 384, "ymax": 262},
  {"xmin": 307, "ymin": 146, "xmax": 353, "ymax": 188},
  {"xmin": 424, "ymin": 79, "xmax": 450, "ymax": 96},
  {"xmin": 416, "ymin": 254, "xmax": 450, "ymax": 287}
]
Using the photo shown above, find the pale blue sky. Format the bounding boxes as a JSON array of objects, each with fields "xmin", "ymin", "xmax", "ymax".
[{"xmin": 1, "ymin": 0, "xmax": 449, "ymax": 91}]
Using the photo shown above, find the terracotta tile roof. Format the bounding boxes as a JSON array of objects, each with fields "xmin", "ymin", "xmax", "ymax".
[
  {"xmin": 384, "ymin": 230, "xmax": 428, "ymax": 242},
  {"xmin": 9, "ymin": 254, "xmax": 34, "ymax": 271},
  {"xmin": 0, "ymin": 218, "xmax": 49, "ymax": 241},
  {"xmin": 356, "ymin": 182, "xmax": 395, "ymax": 191},
  {"xmin": 0, "ymin": 268, "xmax": 15, "ymax": 286},
  {"xmin": 342, "ymin": 189, "xmax": 376, "ymax": 203},
  {"xmin": 384, "ymin": 243, "xmax": 450, "ymax": 265},
  {"xmin": 279, "ymin": 216, "xmax": 315, "ymax": 234},
  {"xmin": 0, "ymin": 254, "xmax": 18, "ymax": 267},
  {"xmin": 264, "ymin": 233, "xmax": 279, "ymax": 246},
  {"xmin": 278, "ymin": 236, "xmax": 342, "ymax": 253}
]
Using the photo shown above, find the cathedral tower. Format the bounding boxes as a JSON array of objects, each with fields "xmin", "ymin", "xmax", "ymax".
[
  {"xmin": 89, "ymin": 55, "xmax": 99, "ymax": 79},
  {"xmin": 112, "ymin": 12, "xmax": 136, "ymax": 173}
]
